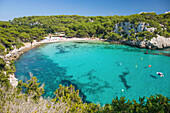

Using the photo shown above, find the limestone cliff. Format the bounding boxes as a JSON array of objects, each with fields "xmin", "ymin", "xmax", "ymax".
[
  {"xmin": 123, "ymin": 35, "xmax": 170, "ymax": 49},
  {"xmin": 114, "ymin": 22, "xmax": 156, "ymax": 34},
  {"xmin": 113, "ymin": 22, "xmax": 170, "ymax": 49}
]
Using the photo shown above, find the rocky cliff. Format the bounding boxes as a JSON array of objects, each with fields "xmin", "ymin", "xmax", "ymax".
[
  {"xmin": 113, "ymin": 22, "xmax": 170, "ymax": 49},
  {"xmin": 114, "ymin": 22, "xmax": 156, "ymax": 34},
  {"xmin": 123, "ymin": 35, "xmax": 170, "ymax": 49}
]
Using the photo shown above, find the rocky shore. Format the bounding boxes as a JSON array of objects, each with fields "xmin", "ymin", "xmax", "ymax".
[
  {"xmin": 122, "ymin": 36, "xmax": 170, "ymax": 49},
  {"xmin": 113, "ymin": 22, "xmax": 170, "ymax": 49}
]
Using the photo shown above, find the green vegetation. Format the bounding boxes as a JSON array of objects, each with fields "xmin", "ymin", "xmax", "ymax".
[
  {"xmin": 0, "ymin": 74, "xmax": 169, "ymax": 112},
  {"xmin": 0, "ymin": 58, "xmax": 6, "ymax": 70},
  {"xmin": 0, "ymin": 12, "xmax": 170, "ymax": 54},
  {"xmin": 11, "ymin": 12, "xmax": 170, "ymax": 39},
  {"xmin": 0, "ymin": 12, "xmax": 170, "ymax": 112},
  {"xmin": 0, "ymin": 21, "xmax": 46, "ymax": 54}
]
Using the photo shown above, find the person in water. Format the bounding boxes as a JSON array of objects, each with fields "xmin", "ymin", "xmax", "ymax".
[
  {"xmin": 157, "ymin": 72, "xmax": 164, "ymax": 77},
  {"xmin": 145, "ymin": 51, "xmax": 148, "ymax": 54}
]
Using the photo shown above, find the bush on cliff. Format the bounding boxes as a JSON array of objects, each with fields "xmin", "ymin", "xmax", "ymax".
[
  {"xmin": 0, "ymin": 45, "xmax": 5, "ymax": 55},
  {"xmin": 0, "ymin": 58, "xmax": 6, "ymax": 70}
]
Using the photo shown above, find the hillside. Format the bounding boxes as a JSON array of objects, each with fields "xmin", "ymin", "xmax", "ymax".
[
  {"xmin": 0, "ymin": 12, "xmax": 170, "ymax": 55},
  {"xmin": 0, "ymin": 12, "xmax": 170, "ymax": 112}
]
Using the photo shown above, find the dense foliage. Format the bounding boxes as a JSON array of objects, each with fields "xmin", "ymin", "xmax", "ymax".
[
  {"xmin": 0, "ymin": 21, "xmax": 46, "ymax": 55},
  {"xmin": 0, "ymin": 74, "xmax": 169, "ymax": 112},
  {"xmin": 0, "ymin": 12, "xmax": 170, "ymax": 112},
  {"xmin": 11, "ymin": 12, "xmax": 170, "ymax": 39},
  {"xmin": 0, "ymin": 12, "xmax": 170, "ymax": 54}
]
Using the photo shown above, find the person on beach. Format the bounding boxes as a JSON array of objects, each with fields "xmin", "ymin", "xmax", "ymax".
[
  {"xmin": 49, "ymin": 34, "xmax": 51, "ymax": 41},
  {"xmin": 31, "ymin": 40, "xmax": 33, "ymax": 47}
]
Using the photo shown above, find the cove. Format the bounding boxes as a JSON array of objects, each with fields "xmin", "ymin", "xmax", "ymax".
[{"xmin": 14, "ymin": 41, "xmax": 170, "ymax": 105}]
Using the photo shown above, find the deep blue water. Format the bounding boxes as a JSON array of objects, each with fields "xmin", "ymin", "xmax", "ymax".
[{"xmin": 14, "ymin": 41, "xmax": 170, "ymax": 105}]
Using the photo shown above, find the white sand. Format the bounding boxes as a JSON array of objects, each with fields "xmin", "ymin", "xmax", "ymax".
[{"xmin": 5, "ymin": 37, "xmax": 102, "ymax": 87}]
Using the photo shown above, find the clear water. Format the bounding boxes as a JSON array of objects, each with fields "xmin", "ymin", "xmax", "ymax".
[{"xmin": 14, "ymin": 41, "xmax": 170, "ymax": 105}]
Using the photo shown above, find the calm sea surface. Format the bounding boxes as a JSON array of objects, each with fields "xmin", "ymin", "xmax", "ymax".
[{"xmin": 14, "ymin": 41, "xmax": 170, "ymax": 105}]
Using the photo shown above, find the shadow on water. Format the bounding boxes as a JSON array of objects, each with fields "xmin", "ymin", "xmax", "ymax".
[
  {"xmin": 74, "ymin": 41, "xmax": 90, "ymax": 44},
  {"xmin": 104, "ymin": 44, "xmax": 148, "ymax": 54},
  {"xmin": 77, "ymin": 69, "xmax": 113, "ymax": 96},
  {"xmin": 161, "ymin": 53, "xmax": 170, "ymax": 57},
  {"xmin": 150, "ymin": 75, "xmax": 157, "ymax": 79},
  {"xmin": 144, "ymin": 49, "xmax": 170, "ymax": 57},
  {"xmin": 55, "ymin": 44, "xmax": 81, "ymax": 54},
  {"xmin": 15, "ymin": 51, "xmax": 92, "ymax": 103},
  {"xmin": 104, "ymin": 44, "xmax": 170, "ymax": 57},
  {"xmin": 74, "ymin": 41, "xmax": 106, "ymax": 46},
  {"xmin": 55, "ymin": 45, "xmax": 70, "ymax": 54},
  {"xmin": 119, "ymin": 72, "xmax": 131, "ymax": 90},
  {"xmin": 145, "ymin": 52, "xmax": 170, "ymax": 57},
  {"xmin": 123, "ymin": 48, "xmax": 146, "ymax": 53},
  {"xmin": 57, "ymin": 69, "xmax": 113, "ymax": 104},
  {"xmin": 15, "ymin": 49, "xmax": 113, "ymax": 104}
]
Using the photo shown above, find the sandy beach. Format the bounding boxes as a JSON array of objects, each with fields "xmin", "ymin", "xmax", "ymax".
[
  {"xmin": 8, "ymin": 37, "xmax": 102, "ymax": 59},
  {"xmin": 13, "ymin": 37, "xmax": 101, "ymax": 54},
  {"xmin": 5, "ymin": 37, "xmax": 103, "ymax": 87}
]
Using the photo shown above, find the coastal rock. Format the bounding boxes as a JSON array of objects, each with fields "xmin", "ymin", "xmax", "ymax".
[
  {"xmin": 146, "ymin": 41, "xmax": 152, "ymax": 49},
  {"xmin": 139, "ymin": 41, "xmax": 146, "ymax": 48},
  {"xmin": 149, "ymin": 36, "xmax": 170, "ymax": 49},
  {"xmin": 114, "ymin": 22, "xmax": 152, "ymax": 34},
  {"xmin": 146, "ymin": 27, "xmax": 157, "ymax": 33},
  {"xmin": 8, "ymin": 73, "xmax": 18, "ymax": 87},
  {"xmin": 123, "ymin": 36, "xmax": 170, "ymax": 49},
  {"xmin": 123, "ymin": 40, "xmax": 138, "ymax": 46},
  {"xmin": 137, "ymin": 23, "xmax": 145, "ymax": 32}
]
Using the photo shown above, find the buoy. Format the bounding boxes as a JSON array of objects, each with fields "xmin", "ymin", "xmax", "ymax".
[
  {"xmin": 148, "ymin": 65, "xmax": 151, "ymax": 67},
  {"xmin": 135, "ymin": 65, "xmax": 137, "ymax": 67},
  {"xmin": 141, "ymin": 58, "xmax": 143, "ymax": 60},
  {"xmin": 122, "ymin": 89, "xmax": 124, "ymax": 92}
]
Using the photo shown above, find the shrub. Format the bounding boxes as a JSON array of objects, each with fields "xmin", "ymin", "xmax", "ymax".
[
  {"xmin": 0, "ymin": 58, "xmax": 6, "ymax": 70},
  {"xmin": 0, "ymin": 45, "xmax": 5, "ymax": 54}
]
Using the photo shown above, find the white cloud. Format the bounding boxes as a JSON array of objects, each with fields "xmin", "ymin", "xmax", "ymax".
[{"xmin": 165, "ymin": 11, "xmax": 170, "ymax": 14}]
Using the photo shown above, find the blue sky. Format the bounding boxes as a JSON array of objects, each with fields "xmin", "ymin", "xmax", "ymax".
[{"xmin": 0, "ymin": 0, "xmax": 170, "ymax": 21}]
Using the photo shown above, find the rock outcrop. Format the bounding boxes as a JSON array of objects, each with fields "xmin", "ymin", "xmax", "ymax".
[
  {"xmin": 113, "ymin": 22, "xmax": 170, "ymax": 49},
  {"xmin": 149, "ymin": 36, "xmax": 170, "ymax": 49},
  {"xmin": 123, "ymin": 36, "xmax": 170, "ymax": 49},
  {"xmin": 8, "ymin": 73, "xmax": 18, "ymax": 87},
  {"xmin": 114, "ymin": 22, "xmax": 156, "ymax": 34},
  {"xmin": 3, "ymin": 40, "xmax": 41, "ymax": 87}
]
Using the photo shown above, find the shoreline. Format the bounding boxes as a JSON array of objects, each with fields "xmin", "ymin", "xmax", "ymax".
[
  {"xmin": 6, "ymin": 37, "xmax": 104, "ymax": 60},
  {"xmin": 4, "ymin": 37, "xmax": 105, "ymax": 87},
  {"xmin": 4, "ymin": 36, "xmax": 170, "ymax": 87}
]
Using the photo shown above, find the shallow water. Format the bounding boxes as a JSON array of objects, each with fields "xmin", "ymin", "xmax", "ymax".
[{"xmin": 14, "ymin": 41, "xmax": 170, "ymax": 105}]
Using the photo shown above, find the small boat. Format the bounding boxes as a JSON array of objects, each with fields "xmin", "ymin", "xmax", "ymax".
[
  {"xmin": 156, "ymin": 72, "xmax": 164, "ymax": 77},
  {"xmin": 157, "ymin": 72, "xmax": 163, "ymax": 75}
]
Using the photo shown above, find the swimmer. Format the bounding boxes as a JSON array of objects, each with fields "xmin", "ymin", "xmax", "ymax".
[{"xmin": 145, "ymin": 51, "xmax": 148, "ymax": 54}]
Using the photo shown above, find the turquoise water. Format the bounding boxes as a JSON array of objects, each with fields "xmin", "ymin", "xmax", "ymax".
[{"xmin": 14, "ymin": 41, "xmax": 170, "ymax": 105}]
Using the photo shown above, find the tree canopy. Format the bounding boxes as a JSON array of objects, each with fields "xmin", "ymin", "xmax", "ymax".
[{"xmin": 0, "ymin": 12, "xmax": 170, "ymax": 54}]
